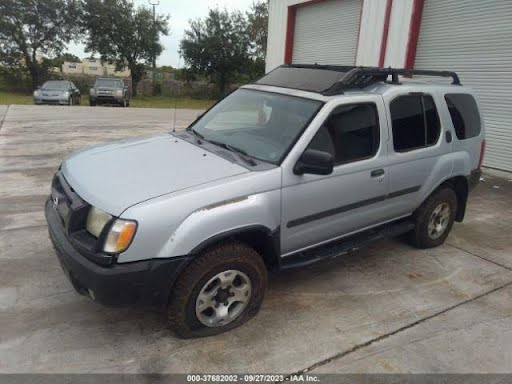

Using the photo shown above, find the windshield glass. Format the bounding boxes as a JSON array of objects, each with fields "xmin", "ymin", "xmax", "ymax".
[
  {"xmin": 42, "ymin": 81, "xmax": 69, "ymax": 90},
  {"xmin": 190, "ymin": 89, "xmax": 323, "ymax": 164},
  {"xmin": 96, "ymin": 79, "xmax": 123, "ymax": 88}
]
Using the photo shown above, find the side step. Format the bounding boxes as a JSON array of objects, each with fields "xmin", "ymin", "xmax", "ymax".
[{"xmin": 280, "ymin": 219, "xmax": 415, "ymax": 270}]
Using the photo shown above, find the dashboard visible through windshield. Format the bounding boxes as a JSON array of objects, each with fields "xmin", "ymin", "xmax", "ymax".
[{"xmin": 189, "ymin": 88, "xmax": 323, "ymax": 164}]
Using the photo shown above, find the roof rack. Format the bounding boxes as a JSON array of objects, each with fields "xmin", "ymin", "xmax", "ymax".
[
  {"xmin": 263, "ymin": 64, "xmax": 460, "ymax": 96},
  {"xmin": 320, "ymin": 65, "xmax": 461, "ymax": 95}
]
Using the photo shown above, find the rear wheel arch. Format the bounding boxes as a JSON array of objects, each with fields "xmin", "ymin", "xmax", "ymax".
[{"xmin": 440, "ymin": 176, "xmax": 468, "ymax": 222}]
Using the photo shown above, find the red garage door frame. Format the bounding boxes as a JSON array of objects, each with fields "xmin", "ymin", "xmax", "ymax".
[
  {"xmin": 404, "ymin": 0, "xmax": 426, "ymax": 69},
  {"xmin": 284, "ymin": 0, "xmax": 365, "ymax": 65}
]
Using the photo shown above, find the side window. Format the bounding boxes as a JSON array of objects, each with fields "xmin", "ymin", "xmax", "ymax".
[
  {"xmin": 444, "ymin": 94, "xmax": 481, "ymax": 140},
  {"xmin": 390, "ymin": 95, "xmax": 440, "ymax": 152},
  {"xmin": 308, "ymin": 103, "xmax": 380, "ymax": 165}
]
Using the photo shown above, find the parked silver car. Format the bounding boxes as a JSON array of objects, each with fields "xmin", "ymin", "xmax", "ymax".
[
  {"xmin": 33, "ymin": 80, "xmax": 81, "ymax": 105},
  {"xmin": 89, "ymin": 77, "xmax": 130, "ymax": 107},
  {"xmin": 45, "ymin": 65, "xmax": 485, "ymax": 338}
]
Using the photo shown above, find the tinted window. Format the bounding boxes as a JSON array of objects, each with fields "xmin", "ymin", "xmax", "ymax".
[
  {"xmin": 390, "ymin": 95, "xmax": 440, "ymax": 152},
  {"xmin": 308, "ymin": 103, "xmax": 379, "ymax": 164},
  {"xmin": 445, "ymin": 94, "xmax": 481, "ymax": 139},
  {"xmin": 96, "ymin": 79, "xmax": 123, "ymax": 88}
]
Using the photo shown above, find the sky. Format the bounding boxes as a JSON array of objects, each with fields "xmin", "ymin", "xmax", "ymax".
[{"xmin": 67, "ymin": 0, "xmax": 255, "ymax": 68}]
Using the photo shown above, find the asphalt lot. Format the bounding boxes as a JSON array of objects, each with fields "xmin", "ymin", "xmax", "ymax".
[{"xmin": 0, "ymin": 105, "xmax": 511, "ymax": 373}]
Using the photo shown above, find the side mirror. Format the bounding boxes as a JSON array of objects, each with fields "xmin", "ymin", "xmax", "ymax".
[{"xmin": 294, "ymin": 149, "xmax": 334, "ymax": 175}]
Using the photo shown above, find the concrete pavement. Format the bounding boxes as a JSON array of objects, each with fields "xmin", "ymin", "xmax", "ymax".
[{"xmin": 0, "ymin": 105, "xmax": 511, "ymax": 373}]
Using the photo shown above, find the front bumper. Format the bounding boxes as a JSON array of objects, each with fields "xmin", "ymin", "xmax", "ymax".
[
  {"xmin": 45, "ymin": 198, "xmax": 190, "ymax": 310},
  {"xmin": 34, "ymin": 97, "xmax": 69, "ymax": 105},
  {"xmin": 90, "ymin": 95, "xmax": 124, "ymax": 104}
]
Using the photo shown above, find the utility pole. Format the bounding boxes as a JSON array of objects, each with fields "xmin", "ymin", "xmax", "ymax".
[{"xmin": 148, "ymin": 0, "xmax": 159, "ymax": 92}]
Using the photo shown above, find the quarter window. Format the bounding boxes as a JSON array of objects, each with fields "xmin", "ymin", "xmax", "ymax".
[
  {"xmin": 308, "ymin": 103, "xmax": 380, "ymax": 165},
  {"xmin": 444, "ymin": 94, "xmax": 481, "ymax": 140},
  {"xmin": 390, "ymin": 95, "xmax": 441, "ymax": 152}
]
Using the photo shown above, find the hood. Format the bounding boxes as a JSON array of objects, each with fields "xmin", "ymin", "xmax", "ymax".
[{"xmin": 62, "ymin": 134, "xmax": 249, "ymax": 216}]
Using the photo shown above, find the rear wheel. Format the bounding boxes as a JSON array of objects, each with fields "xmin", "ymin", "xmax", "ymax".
[
  {"xmin": 168, "ymin": 242, "xmax": 267, "ymax": 338},
  {"xmin": 89, "ymin": 100, "xmax": 96, "ymax": 107},
  {"xmin": 411, "ymin": 187, "xmax": 457, "ymax": 248}
]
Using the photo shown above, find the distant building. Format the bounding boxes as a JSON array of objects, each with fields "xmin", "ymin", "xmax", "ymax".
[
  {"xmin": 61, "ymin": 58, "xmax": 130, "ymax": 77},
  {"xmin": 82, "ymin": 58, "xmax": 104, "ymax": 76},
  {"xmin": 62, "ymin": 62, "xmax": 83, "ymax": 74}
]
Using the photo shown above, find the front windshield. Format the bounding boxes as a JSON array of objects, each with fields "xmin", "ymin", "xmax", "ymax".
[
  {"xmin": 190, "ymin": 89, "xmax": 323, "ymax": 164},
  {"xmin": 42, "ymin": 81, "xmax": 69, "ymax": 90},
  {"xmin": 96, "ymin": 79, "xmax": 123, "ymax": 88}
]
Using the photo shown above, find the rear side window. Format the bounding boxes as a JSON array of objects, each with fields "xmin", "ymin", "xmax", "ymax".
[
  {"xmin": 390, "ymin": 95, "xmax": 441, "ymax": 152},
  {"xmin": 308, "ymin": 103, "xmax": 380, "ymax": 165},
  {"xmin": 444, "ymin": 94, "xmax": 481, "ymax": 139}
]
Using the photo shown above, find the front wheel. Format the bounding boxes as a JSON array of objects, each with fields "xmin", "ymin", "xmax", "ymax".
[
  {"xmin": 168, "ymin": 242, "xmax": 268, "ymax": 338},
  {"xmin": 411, "ymin": 187, "xmax": 457, "ymax": 249}
]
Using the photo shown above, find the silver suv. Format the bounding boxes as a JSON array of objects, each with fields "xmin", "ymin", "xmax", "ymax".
[
  {"xmin": 45, "ymin": 65, "xmax": 485, "ymax": 338},
  {"xmin": 89, "ymin": 77, "xmax": 130, "ymax": 107}
]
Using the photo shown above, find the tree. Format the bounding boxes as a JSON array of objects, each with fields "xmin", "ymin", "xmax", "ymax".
[
  {"xmin": 247, "ymin": 1, "xmax": 269, "ymax": 60},
  {"xmin": 0, "ymin": 0, "xmax": 83, "ymax": 89},
  {"xmin": 180, "ymin": 8, "xmax": 252, "ymax": 96},
  {"xmin": 82, "ymin": 0, "xmax": 169, "ymax": 96}
]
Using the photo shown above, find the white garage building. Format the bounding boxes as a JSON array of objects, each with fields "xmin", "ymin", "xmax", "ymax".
[{"xmin": 266, "ymin": 0, "xmax": 512, "ymax": 171}]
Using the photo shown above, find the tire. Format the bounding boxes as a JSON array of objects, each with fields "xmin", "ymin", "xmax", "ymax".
[
  {"xmin": 410, "ymin": 187, "xmax": 457, "ymax": 249},
  {"xmin": 68, "ymin": 97, "xmax": 73, "ymax": 106},
  {"xmin": 77, "ymin": 96, "xmax": 81, "ymax": 105},
  {"xmin": 168, "ymin": 242, "xmax": 268, "ymax": 338},
  {"xmin": 89, "ymin": 101, "xmax": 96, "ymax": 107}
]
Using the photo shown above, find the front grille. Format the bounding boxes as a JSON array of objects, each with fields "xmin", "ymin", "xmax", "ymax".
[
  {"xmin": 51, "ymin": 172, "xmax": 89, "ymax": 232},
  {"xmin": 50, "ymin": 172, "xmax": 115, "ymax": 266}
]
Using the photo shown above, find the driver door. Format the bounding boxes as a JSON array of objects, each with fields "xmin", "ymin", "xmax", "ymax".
[{"xmin": 280, "ymin": 97, "xmax": 393, "ymax": 256}]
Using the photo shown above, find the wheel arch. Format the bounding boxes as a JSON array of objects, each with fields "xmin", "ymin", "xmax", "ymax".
[
  {"xmin": 423, "ymin": 175, "xmax": 468, "ymax": 222},
  {"xmin": 189, "ymin": 225, "xmax": 281, "ymax": 271},
  {"xmin": 440, "ymin": 175, "xmax": 468, "ymax": 222}
]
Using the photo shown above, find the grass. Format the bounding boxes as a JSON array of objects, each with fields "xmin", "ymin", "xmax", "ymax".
[
  {"xmin": 0, "ymin": 90, "xmax": 215, "ymax": 109},
  {"xmin": 130, "ymin": 96, "xmax": 215, "ymax": 109},
  {"xmin": 0, "ymin": 91, "xmax": 33, "ymax": 105}
]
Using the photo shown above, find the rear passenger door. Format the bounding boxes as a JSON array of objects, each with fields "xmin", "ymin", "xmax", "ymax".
[{"xmin": 384, "ymin": 91, "xmax": 452, "ymax": 217}]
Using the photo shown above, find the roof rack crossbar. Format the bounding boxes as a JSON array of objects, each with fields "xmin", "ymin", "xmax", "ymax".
[{"xmin": 321, "ymin": 66, "xmax": 461, "ymax": 95}]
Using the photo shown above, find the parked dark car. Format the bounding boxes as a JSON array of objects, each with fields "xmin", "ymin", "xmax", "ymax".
[
  {"xmin": 89, "ymin": 77, "xmax": 130, "ymax": 107},
  {"xmin": 33, "ymin": 80, "xmax": 81, "ymax": 106}
]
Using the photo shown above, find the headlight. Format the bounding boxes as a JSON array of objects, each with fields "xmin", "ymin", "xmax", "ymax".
[
  {"xmin": 63, "ymin": 91, "xmax": 70, "ymax": 97},
  {"xmin": 86, "ymin": 207, "xmax": 112, "ymax": 238},
  {"xmin": 115, "ymin": 89, "xmax": 123, "ymax": 96},
  {"xmin": 103, "ymin": 219, "xmax": 137, "ymax": 254},
  {"xmin": 33, "ymin": 90, "xmax": 40, "ymax": 97}
]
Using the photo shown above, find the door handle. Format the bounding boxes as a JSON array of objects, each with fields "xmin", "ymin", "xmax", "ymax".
[
  {"xmin": 446, "ymin": 131, "xmax": 453, "ymax": 143},
  {"xmin": 371, "ymin": 169, "xmax": 385, "ymax": 178}
]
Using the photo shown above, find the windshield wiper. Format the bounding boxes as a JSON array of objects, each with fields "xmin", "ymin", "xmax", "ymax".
[
  {"xmin": 186, "ymin": 127, "xmax": 204, "ymax": 144},
  {"xmin": 206, "ymin": 139, "xmax": 257, "ymax": 166}
]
